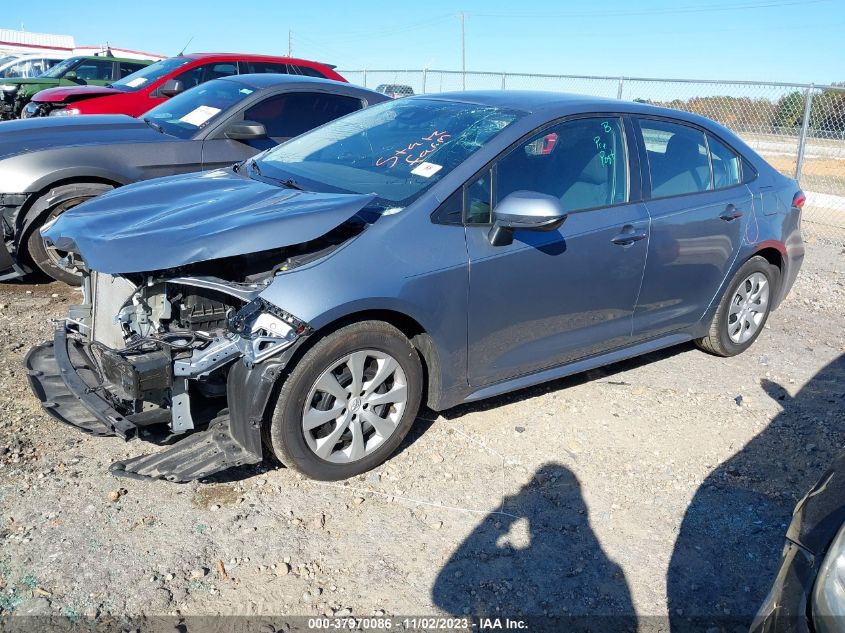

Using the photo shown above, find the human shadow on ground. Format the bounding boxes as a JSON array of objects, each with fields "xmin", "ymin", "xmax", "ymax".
[
  {"xmin": 667, "ymin": 354, "xmax": 845, "ymax": 632},
  {"xmin": 432, "ymin": 462, "xmax": 637, "ymax": 633}
]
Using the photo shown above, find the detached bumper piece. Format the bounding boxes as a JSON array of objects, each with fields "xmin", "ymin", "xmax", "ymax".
[
  {"xmin": 25, "ymin": 325, "xmax": 280, "ymax": 483},
  {"xmin": 25, "ymin": 326, "xmax": 133, "ymax": 437},
  {"xmin": 109, "ymin": 415, "xmax": 262, "ymax": 483}
]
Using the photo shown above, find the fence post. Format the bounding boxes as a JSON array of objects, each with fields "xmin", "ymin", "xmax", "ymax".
[
  {"xmin": 617, "ymin": 76, "xmax": 624, "ymax": 99},
  {"xmin": 422, "ymin": 68, "xmax": 427, "ymax": 94},
  {"xmin": 795, "ymin": 85, "xmax": 814, "ymax": 182},
  {"xmin": 362, "ymin": 69, "xmax": 368, "ymax": 88},
  {"xmin": 501, "ymin": 73, "xmax": 507, "ymax": 90}
]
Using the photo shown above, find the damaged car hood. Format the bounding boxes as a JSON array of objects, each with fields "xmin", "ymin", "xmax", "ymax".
[{"xmin": 41, "ymin": 168, "xmax": 376, "ymax": 274}]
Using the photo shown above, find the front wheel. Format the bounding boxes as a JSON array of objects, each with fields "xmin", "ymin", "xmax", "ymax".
[
  {"xmin": 25, "ymin": 185, "xmax": 113, "ymax": 286},
  {"xmin": 265, "ymin": 320, "xmax": 423, "ymax": 480},
  {"xmin": 696, "ymin": 255, "xmax": 779, "ymax": 357}
]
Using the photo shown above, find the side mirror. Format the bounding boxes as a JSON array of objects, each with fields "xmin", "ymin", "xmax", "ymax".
[
  {"xmin": 64, "ymin": 71, "xmax": 77, "ymax": 81},
  {"xmin": 159, "ymin": 79, "xmax": 185, "ymax": 97},
  {"xmin": 488, "ymin": 190, "xmax": 567, "ymax": 246},
  {"xmin": 224, "ymin": 120, "xmax": 268, "ymax": 141}
]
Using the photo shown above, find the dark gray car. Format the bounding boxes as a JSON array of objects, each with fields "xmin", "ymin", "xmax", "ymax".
[
  {"xmin": 26, "ymin": 92, "xmax": 804, "ymax": 483},
  {"xmin": 0, "ymin": 74, "xmax": 388, "ymax": 284}
]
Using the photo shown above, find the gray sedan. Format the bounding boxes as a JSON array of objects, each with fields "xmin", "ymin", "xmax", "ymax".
[
  {"xmin": 0, "ymin": 74, "xmax": 387, "ymax": 284},
  {"xmin": 28, "ymin": 92, "xmax": 804, "ymax": 482}
]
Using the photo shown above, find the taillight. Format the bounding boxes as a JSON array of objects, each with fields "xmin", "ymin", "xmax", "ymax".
[{"xmin": 792, "ymin": 190, "xmax": 806, "ymax": 209}]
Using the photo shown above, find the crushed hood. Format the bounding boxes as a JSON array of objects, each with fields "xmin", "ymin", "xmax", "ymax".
[
  {"xmin": 0, "ymin": 115, "xmax": 163, "ymax": 160},
  {"xmin": 33, "ymin": 85, "xmax": 123, "ymax": 103},
  {"xmin": 42, "ymin": 168, "xmax": 376, "ymax": 274}
]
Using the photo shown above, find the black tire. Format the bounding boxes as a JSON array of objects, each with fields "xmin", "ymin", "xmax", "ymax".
[
  {"xmin": 25, "ymin": 186, "xmax": 112, "ymax": 286},
  {"xmin": 696, "ymin": 255, "xmax": 780, "ymax": 357},
  {"xmin": 266, "ymin": 320, "xmax": 423, "ymax": 480}
]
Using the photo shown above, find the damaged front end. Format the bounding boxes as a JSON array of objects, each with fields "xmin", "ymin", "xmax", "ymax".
[
  {"xmin": 26, "ymin": 269, "xmax": 310, "ymax": 482},
  {"xmin": 24, "ymin": 170, "xmax": 381, "ymax": 481}
]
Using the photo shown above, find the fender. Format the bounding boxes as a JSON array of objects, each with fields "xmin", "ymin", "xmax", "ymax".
[{"xmin": 18, "ymin": 182, "xmax": 115, "ymax": 246}]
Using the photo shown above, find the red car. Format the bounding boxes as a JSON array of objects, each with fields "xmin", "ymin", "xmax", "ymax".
[{"xmin": 24, "ymin": 53, "xmax": 345, "ymax": 118}]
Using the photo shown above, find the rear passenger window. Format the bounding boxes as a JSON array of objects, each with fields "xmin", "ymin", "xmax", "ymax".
[
  {"xmin": 640, "ymin": 120, "xmax": 711, "ymax": 198},
  {"xmin": 493, "ymin": 117, "xmax": 628, "ymax": 216},
  {"xmin": 239, "ymin": 61, "xmax": 290, "ymax": 74},
  {"xmin": 707, "ymin": 134, "xmax": 741, "ymax": 189},
  {"xmin": 120, "ymin": 62, "xmax": 147, "ymax": 77}
]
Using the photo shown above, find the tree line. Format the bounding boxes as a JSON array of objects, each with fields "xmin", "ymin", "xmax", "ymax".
[{"xmin": 642, "ymin": 84, "xmax": 845, "ymax": 136}]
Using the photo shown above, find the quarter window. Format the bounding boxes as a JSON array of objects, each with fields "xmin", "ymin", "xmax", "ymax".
[
  {"xmin": 464, "ymin": 117, "xmax": 628, "ymax": 225},
  {"xmin": 243, "ymin": 92, "xmax": 362, "ymax": 138},
  {"xmin": 707, "ymin": 134, "xmax": 741, "ymax": 189},
  {"xmin": 640, "ymin": 119, "xmax": 712, "ymax": 197}
]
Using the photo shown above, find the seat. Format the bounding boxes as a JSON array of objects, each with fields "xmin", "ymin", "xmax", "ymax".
[{"xmin": 652, "ymin": 134, "xmax": 710, "ymax": 197}]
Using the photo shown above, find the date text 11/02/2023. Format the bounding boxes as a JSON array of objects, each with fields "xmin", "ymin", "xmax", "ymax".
[{"xmin": 304, "ymin": 617, "xmax": 528, "ymax": 630}]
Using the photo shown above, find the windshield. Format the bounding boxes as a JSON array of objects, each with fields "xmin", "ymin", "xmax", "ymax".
[
  {"xmin": 144, "ymin": 78, "xmax": 254, "ymax": 139},
  {"xmin": 41, "ymin": 57, "xmax": 81, "ymax": 79},
  {"xmin": 0, "ymin": 56, "xmax": 17, "ymax": 68},
  {"xmin": 110, "ymin": 56, "xmax": 192, "ymax": 92},
  {"xmin": 257, "ymin": 98, "xmax": 522, "ymax": 206}
]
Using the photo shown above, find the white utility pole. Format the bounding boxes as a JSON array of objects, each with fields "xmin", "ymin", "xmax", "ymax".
[{"xmin": 288, "ymin": 30, "xmax": 292, "ymax": 57}]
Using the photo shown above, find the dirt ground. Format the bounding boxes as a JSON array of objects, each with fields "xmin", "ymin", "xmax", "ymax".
[{"xmin": 0, "ymin": 240, "xmax": 843, "ymax": 631}]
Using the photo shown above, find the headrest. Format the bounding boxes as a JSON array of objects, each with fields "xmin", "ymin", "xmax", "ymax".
[{"xmin": 665, "ymin": 134, "xmax": 703, "ymax": 165}]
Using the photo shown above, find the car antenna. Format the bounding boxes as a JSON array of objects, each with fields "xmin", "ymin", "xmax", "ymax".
[{"xmin": 177, "ymin": 37, "xmax": 194, "ymax": 57}]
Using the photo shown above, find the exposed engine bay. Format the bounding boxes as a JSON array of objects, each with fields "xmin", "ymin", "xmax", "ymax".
[{"xmin": 23, "ymin": 213, "xmax": 381, "ymax": 482}]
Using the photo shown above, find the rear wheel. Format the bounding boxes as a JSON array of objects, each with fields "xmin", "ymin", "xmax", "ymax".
[
  {"xmin": 696, "ymin": 256, "xmax": 779, "ymax": 357},
  {"xmin": 266, "ymin": 321, "xmax": 423, "ymax": 480}
]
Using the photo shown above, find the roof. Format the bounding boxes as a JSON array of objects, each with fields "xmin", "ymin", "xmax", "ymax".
[
  {"xmin": 0, "ymin": 29, "xmax": 75, "ymax": 50},
  {"xmin": 185, "ymin": 53, "xmax": 332, "ymax": 67},
  {"xmin": 415, "ymin": 89, "xmax": 733, "ymax": 130},
  {"xmin": 219, "ymin": 74, "xmax": 380, "ymax": 98}
]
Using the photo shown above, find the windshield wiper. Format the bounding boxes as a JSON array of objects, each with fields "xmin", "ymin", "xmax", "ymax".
[
  {"xmin": 247, "ymin": 159, "xmax": 305, "ymax": 191},
  {"xmin": 280, "ymin": 178, "xmax": 303, "ymax": 191},
  {"xmin": 143, "ymin": 117, "xmax": 164, "ymax": 134}
]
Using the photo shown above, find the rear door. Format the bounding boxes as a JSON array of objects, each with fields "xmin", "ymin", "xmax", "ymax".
[
  {"xmin": 201, "ymin": 91, "xmax": 364, "ymax": 170},
  {"xmin": 631, "ymin": 117, "xmax": 751, "ymax": 339},
  {"xmin": 464, "ymin": 115, "xmax": 650, "ymax": 386}
]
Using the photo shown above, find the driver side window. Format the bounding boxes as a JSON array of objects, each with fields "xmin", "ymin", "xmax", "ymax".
[{"xmin": 464, "ymin": 117, "xmax": 628, "ymax": 225}]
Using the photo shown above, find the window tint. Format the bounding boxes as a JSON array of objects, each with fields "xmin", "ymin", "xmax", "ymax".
[
  {"xmin": 290, "ymin": 64, "xmax": 326, "ymax": 78},
  {"xmin": 74, "ymin": 59, "xmax": 115, "ymax": 81},
  {"xmin": 240, "ymin": 61, "xmax": 290, "ymax": 74},
  {"xmin": 244, "ymin": 92, "xmax": 362, "ymax": 138},
  {"xmin": 119, "ymin": 62, "xmax": 147, "ymax": 77},
  {"xmin": 640, "ymin": 119, "xmax": 712, "ymax": 197},
  {"xmin": 176, "ymin": 62, "xmax": 238, "ymax": 90},
  {"xmin": 480, "ymin": 117, "xmax": 627, "ymax": 223},
  {"xmin": 707, "ymin": 134, "xmax": 741, "ymax": 189}
]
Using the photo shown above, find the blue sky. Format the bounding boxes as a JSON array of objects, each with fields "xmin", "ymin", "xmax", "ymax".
[{"xmin": 7, "ymin": 0, "xmax": 844, "ymax": 84}]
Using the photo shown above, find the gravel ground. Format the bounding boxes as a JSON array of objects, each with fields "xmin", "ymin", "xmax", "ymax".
[{"xmin": 0, "ymin": 240, "xmax": 842, "ymax": 631}]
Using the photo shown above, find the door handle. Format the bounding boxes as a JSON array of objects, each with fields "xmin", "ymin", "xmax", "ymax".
[
  {"xmin": 611, "ymin": 226, "xmax": 647, "ymax": 246},
  {"xmin": 720, "ymin": 204, "xmax": 744, "ymax": 221}
]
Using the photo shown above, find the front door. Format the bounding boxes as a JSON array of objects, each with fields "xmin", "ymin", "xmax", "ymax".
[{"xmin": 465, "ymin": 116, "xmax": 649, "ymax": 386}]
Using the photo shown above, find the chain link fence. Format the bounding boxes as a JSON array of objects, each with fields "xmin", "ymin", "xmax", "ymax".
[{"xmin": 343, "ymin": 70, "xmax": 845, "ymax": 244}]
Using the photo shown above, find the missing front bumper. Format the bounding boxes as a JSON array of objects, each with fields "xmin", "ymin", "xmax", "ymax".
[{"xmin": 24, "ymin": 324, "xmax": 281, "ymax": 482}]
